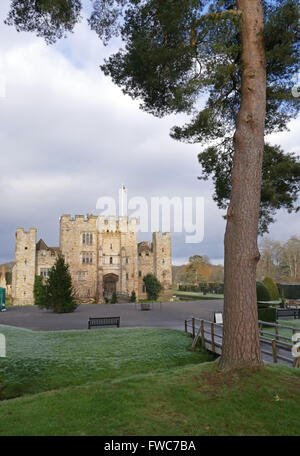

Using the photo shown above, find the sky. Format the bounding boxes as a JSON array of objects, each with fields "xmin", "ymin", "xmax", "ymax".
[{"xmin": 0, "ymin": 0, "xmax": 299, "ymax": 267}]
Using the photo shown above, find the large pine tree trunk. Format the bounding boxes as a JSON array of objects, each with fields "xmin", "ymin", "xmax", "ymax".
[{"xmin": 219, "ymin": 0, "xmax": 266, "ymax": 370}]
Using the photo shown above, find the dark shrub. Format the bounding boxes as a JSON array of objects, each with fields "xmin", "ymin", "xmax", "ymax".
[
  {"xmin": 111, "ymin": 292, "xmax": 118, "ymax": 304},
  {"xmin": 258, "ymin": 307, "xmax": 277, "ymax": 324},
  {"xmin": 256, "ymin": 281, "xmax": 271, "ymax": 303},
  {"xmin": 143, "ymin": 274, "xmax": 162, "ymax": 301},
  {"xmin": 130, "ymin": 290, "xmax": 136, "ymax": 302},
  {"xmin": 263, "ymin": 277, "xmax": 279, "ymax": 301}
]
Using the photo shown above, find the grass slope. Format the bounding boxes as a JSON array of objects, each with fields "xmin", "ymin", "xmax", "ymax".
[
  {"xmin": 1, "ymin": 325, "xmax": 300, "ymax": 436},
  {"xmin": 0, "ymin": 362, "xmax": 300, "ymax": 436}
]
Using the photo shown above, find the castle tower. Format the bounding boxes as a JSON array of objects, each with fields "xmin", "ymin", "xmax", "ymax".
[
  {"xmin": 11, "ymin": 228, "xmax": 36, "ymax": 305},
  {"xmin": 0, "ymin": 265, "xmax": 6, "ymax": 289},
  {"xmin": 152, "ymin": 232, "xmax": 172, "ymax": 290},
  {"xmin": 97, "ymin": 215, "xmax": 139, "ymax": 301}
]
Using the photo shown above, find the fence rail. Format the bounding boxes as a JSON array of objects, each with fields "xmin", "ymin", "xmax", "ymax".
[{"xmin": 184, "ymin": 317, "xmax": 298, "ymax": 368}]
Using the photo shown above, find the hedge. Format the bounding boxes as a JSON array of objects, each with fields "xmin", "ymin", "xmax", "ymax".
[
  {"xmin": 263, "ymin": 277, "xmax": 280, "ymax": 301},
  {"xmin": 256, "ymin": 281, "xmax": 271, "ymax": 302},
  {"xmin": 277, "ymin": 284, "xmax": 300, "ymax": 300},
  {"xmin": 258, "ymin": 307, "xmax": 277, "ymax": 324}
]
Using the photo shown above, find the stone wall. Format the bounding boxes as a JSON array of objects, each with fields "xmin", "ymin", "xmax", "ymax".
[
  {"xmin": 60, "ymin": 214, "xmax": 98, "ymax": 301},
  {"xmin": 12, "ymin": 228, "xmax": 36, "ymax": 305},
  {"xmin": 152, "ymin": 232, "xmax": 172, "ymax": 290}
]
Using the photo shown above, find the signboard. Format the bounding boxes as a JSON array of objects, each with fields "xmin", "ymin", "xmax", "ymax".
[
  {"xmin": 0, "ymin": 334, "xmax": 6, "ymax": 358},
  {"xmin": 214, "ymin": 312, "xmax": 223, "ymax": 324}
]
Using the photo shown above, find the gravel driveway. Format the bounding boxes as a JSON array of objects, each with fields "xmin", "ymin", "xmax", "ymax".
[{"xmin": 0, "ymin": 300, "xmax": 224, "ymax": 331}]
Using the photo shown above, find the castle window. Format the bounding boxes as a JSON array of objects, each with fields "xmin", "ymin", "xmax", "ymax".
[
  {"xmin": 78, "ymin": 271, "xmax": 87, "ymax": 281},
  {"xmin": 162, "ymin": 248, "xmax": 164, "ymax": 252},
  {"xmin": 138, "ymin": 271, "xmax": 142, "ymax": 277},
  {"xmin": 110, "ymin": 244, "xmax": 113, "ymax": 249},
  {"xmin": 82, "ymin": 233, "xmax": 93, "ymax": 245},
  {"xmin": 25, "ymin": 247, "xmax": 28, "ymax": 250},
  {"xmin": 126, "ymin": 258, "xmax": 129, "ymax": 264},
  {"xmin": 110, "ymin": 257, "xmax": 113, "ymax": 264},
  {"xmin": 162, "ymin": 259, "xmax": 165, "ymax": 264},
  {"xmin": 142, "ymin": 285, "xmax": 146, "ymax": 293},
  {"xmin": 40, "ymin": 268, "xmax": 50, "ymax": 278},
  {"xmin": 82, "ymin": 253, "xmax": 93, "ymax": 264},
  {"xmin": 126, "ymin": 273, "xmax": 129, "ymax": 280},
  {"xmin": 24, "ymin": 259, "xmax": 27, "ymax": 264}
]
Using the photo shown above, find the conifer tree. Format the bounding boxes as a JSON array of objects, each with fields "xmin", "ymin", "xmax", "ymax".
[
  {"xmin": 46, "ymin": 255, "xmax": 78, "ymax": 313},
  {"xmin": 33, "ymin": 275, "xmax": 48, "ymax": 309}
]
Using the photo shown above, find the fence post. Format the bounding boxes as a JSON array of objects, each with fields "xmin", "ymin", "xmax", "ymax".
[
  {"xmin": 200, "ymin": 320, "xmax": 205, "ymax": 348},
  {"xmin": 275, "ymin": 325, "xmax": 279, "ymax": 342},
  {"xmin": 184, "ymin": 320, "xmax": 187, "ymax": 333},
  {"xmin": 272, "ymin": 339, "xmax": 277, "ymax": 363},
  {"xmin": 192, "ymin": 317, "xmax": 195, "ymax": 338},
  {"xmin": 211, "ymin": 323, "xmax": 215, "ymax": 352}
]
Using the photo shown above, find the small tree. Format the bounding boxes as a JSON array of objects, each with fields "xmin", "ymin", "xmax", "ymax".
[
  {"xmin": 263, "ymin": 277, "xmax": 280, "ymax": 301},
  {"xmin": 33, "ymin": 275, "xmax": 48, "ymax": 309},
  {"xmin": 256, "ymin": 282, "xmax": 271, "ymax": 303},
  {"xmin": 130, "ymin": 290, "xmax": 136, "ymax": 303},
  {"xmin": 111, "ymin": 292, "xmax": 118, "ymax": 304},
  {"xmin": 143, "ymin": 274, "xmax": 162, "ymax": 301},
  {"xmin": 47, "ymin": 255, "xmax": 78, "ymax": 313}
]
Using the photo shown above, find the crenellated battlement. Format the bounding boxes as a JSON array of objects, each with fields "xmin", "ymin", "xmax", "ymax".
[
  {"xmin": 16, "ymin": 227, "xmax": 37, "ymax": 234},
  {"xmin": 97, "ymin": 215, "xmax": 138, "ymax": 233}
]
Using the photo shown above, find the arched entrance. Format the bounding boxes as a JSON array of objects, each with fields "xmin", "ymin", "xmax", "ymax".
[{"xmin": 103, "ymin": 273, "xmax": 119, "ymax": 300}]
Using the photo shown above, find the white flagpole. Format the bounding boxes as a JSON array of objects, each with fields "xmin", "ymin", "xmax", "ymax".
[{"xmin": 121, "ymin": 186, "xmax": 124, "ymax": 216}]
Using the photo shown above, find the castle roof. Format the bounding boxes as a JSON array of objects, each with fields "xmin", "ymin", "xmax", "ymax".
[
  {"xmin": 36, "ymin": 239, "xmax": 60, "ymax": 254},
  {"xmin": 36, "ymin": 239, "xmax": 48, "ymax": 251},
  {"xmin": 138, "ymin": 241, "xmax": 152, "ymax": 254}
]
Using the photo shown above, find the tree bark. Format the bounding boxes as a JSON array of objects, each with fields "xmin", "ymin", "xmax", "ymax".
[{"xmin": 219, "ymin": 0, "xmax": 266, "ymax": 370}]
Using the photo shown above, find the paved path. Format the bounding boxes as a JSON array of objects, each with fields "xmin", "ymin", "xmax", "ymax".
[{"xmin": 0, "ymin": 300, "xmax": 224, "ymax": 332}]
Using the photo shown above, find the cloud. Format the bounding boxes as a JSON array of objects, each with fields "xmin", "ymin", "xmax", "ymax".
[{"xmin": 0, "ymin": 1, "xmax": 299, "ymax": 266}]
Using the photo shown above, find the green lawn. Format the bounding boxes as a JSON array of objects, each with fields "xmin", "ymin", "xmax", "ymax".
[
  {"xmin": 0, "ymin": 325, "xmax": 213, "ymax": 400},
  {"xmin": 1, "ymin": 325, "xmax": 300, "ymax": 436},
  {"xmin": 175, "ymin": 291, "xmax": 224, "ymax": 300},
  {"xmin": 263, "ymin": 319, "xmax": 300, "ymax": 343}
]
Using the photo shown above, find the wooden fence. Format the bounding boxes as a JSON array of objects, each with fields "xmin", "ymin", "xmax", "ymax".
[{"xmin": 185, "ymin": 317, "xmax": 299, "ymax": 368}]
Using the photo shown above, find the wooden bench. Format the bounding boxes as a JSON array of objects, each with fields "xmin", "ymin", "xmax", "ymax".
[
  {"xmin": 276, "ymin": 308, "xmax": 300, "ymax": 319},
  {"xmin": 88, "ymin": 316, "xmax": 120, "ymax": 329}
]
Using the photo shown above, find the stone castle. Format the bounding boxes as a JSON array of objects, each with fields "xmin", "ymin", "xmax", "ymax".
[{"xmin": 11, "ymin": 215, "xmax": 172, "ymax": 305}]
